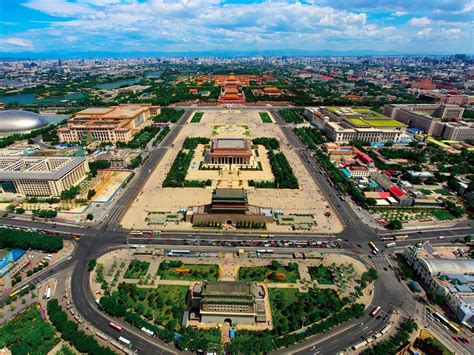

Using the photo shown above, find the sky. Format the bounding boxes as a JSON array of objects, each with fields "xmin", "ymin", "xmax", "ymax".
[{"xmin": 0, "ymin": 0, "xmax": 473, "ymax": 56}]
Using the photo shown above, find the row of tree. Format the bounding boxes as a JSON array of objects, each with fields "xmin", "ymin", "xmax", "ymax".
[
  {"xmin": 153, "ymin": 108, "xmax": 185, "ymax": 123},
  {"xmin": 267, "ymin": 150, "xmax": 299, "ymax": 189},
  {"xmin": 162, "ymin": 150, "xmax": 195, "ymax": 187},
  {"xmin": 252, "ymin": 137, "xmax": 280, "ymax": 150},
  {"xmin": 182, "ymin": 137, "xmax": 210, "ymax": 149},
  {"xmin": 47, "ymin": 299, "xmax": 115, "ymax": 355},
  {"xmin": 294, "ymin": 127, "xmax": 326, "ymax": 149},
  {"xmin": 0, "ymin": 227, "xmax": 63, "ymax": 252}
]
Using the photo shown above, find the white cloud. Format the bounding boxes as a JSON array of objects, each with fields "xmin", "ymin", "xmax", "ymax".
[
  {"xmin": 23, "ymin": 0, "xmax": 95, "ymax": 17},
  {"xmin": 409, "ymin": 17, "xmax": 432, "ymax": 26},
  {"xmin": 415, "ymin": 27, "xmax": 462, "ymax": 41},
  {"xmin": 444, "ymin": 28, "xmax": 461, "ymax": 38},
  {"xmin": 393, "ymin": 11, "xmax": 408, "ymax": 16},
  {"xmin": 11, "ymin": 0, "xmax": 470, "ymax": 53},
  {"xmin": 1, "ymin": 37, "xmax": 34, "ymax": 47},
  {"xmin": 416, "ymin": 28, "xmax": 433, "ymax": 38}
]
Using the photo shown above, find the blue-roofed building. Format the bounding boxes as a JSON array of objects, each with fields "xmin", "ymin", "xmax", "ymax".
[
  {"xmin": 341, "ymin": 168, "xmax": 351, "ymax": 178},
  {"xmin": 0, "ymin": 249, "xmax": 25, "ymax": 277},
  {"xmin": 7, "ymin": 249, "xmax": 25, "ymax": 262},
  {"xmin": 0, "ymin": 260, "xmax": 10, "ymax": 271}
]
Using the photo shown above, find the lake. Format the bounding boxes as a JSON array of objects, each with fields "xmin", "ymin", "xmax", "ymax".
[
  {"xmin": 145, "ymin": 71, "xmax": 162, "ymax": 78},
  {"xmin": 0, "ymin": 92, "xmax": 84, "ymax": 105},
  {"xmin": 95, "ymin": 78, "xmax": 142, "ymax": 90},
  {"xmin": 42, "ymin": 114, "xmax": 69, "ymax": 125}
]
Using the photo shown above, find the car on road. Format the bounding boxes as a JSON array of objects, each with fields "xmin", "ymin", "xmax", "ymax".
[{"xmin": 452, "ymin": 335, "xmax": 460, "ymax": 342}]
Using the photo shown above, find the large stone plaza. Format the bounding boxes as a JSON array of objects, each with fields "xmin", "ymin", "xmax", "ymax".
[{"xmin": 121, "ymin": 109, "xmax": 342, "ymax": 233}]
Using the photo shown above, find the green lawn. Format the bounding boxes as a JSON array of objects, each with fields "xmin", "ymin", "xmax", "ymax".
[
  {"xmin": 124, "ymin": 260, "xmax": 150, "ymax": 279},
  {"xmin": 238, "ymin": 262, "xmax": 300, "ymax": 283},
  {"xmin": 157, "ymin": 262, "xmax": 219, "ymax": 281},
  {"xmin": 259, "ymin": 112, "xmax": 273, "ymax": 123},
  {"xmin": 419, "ymin": 188, "xmax": 433, "ymax": 195},
  {"xmin": 190, "ymin": 112, "xmax": 204, "ymax": 123},
  {"xmin": 0, "ymin": 304, "xmax": 59, "ymax": 354},
  {"xmin": 308, "ymin": 265, "xmax": 334, "ymax": 284},
  {"xmin": 431, "ymin": 210, "xmax": 456, "ymax": 221}
]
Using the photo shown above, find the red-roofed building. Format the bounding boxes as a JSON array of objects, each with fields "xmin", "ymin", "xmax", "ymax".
[
  {"xmin": 356, "ymin": 152, "xmax": 374, "ymax": 166},
  {"xmin": 389, "ymin": 186, "xmax": 413, "ymax": 206},
  {"xmin": 389, "ymin": 186, "xmax": 404, "ymax": 198}
]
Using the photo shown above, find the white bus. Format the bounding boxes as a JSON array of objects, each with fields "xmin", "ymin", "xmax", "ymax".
[
  {"xmin": 140, "ymin": 327, "xmax": 155, "ymax": 337},
  {"xmin": 118, "ymin": 336, "xmax": 131, "ymax": 347}
]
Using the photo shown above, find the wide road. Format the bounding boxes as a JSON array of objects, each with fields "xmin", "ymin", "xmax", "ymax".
[
  {"xmin": 69, "ymin": 234, "xmax": 176, "ymax": 355},
  {"xmin": 290, "ymin": 250, "xmax": 417, "ymax": 354}
]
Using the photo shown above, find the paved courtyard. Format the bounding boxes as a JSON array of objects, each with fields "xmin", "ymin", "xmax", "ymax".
[{"xmin": 121, "ymin": 109, "xmax": 342, "ymax": 233}]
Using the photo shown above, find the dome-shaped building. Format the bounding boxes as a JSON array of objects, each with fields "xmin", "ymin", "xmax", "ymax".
[{"xmin": 0, "ymin": 110, "xmax": 48, "ymax": 133}]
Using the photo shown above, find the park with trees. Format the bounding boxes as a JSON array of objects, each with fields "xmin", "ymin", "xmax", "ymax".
[{"xmin": 0, "ymin": 304, "xmax": 59, "ymax": 354}]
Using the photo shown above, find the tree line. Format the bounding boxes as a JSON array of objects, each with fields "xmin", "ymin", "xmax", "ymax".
[
  {"xmin": 47, "ymin": 299, "xmax": 115, "ymax": 355},
  {"xmin": 0, "ymin": 228, "xmax": 63, "ymax": 252},
  {"xmin": 252, "ymin": 137, "xmax": 280, "ymax": 150},
  {"xmin": 267, "ymin": 150, "xmax": 299, "ymax": 189}
]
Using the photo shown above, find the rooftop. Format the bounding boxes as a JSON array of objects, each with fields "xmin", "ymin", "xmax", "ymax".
[
  {"xmin": 346, "ymin": 117, "xmax": 406, "ymax": 128},
  {"xmin": 75, "ymin": 104, "xmax": 157, "ymax": 119},
  {"xmin": 213, "ymin": 188, "xmax": 247, "ymax": 199},
  {"xmin": 422, "ymin": 258, "xmax": 474, "ymax": 275},
  {"xmin": 203, "ymin": 281, "xmax": 253, "ymax": 296},
  {"xmin": 213, "ymin": 138, "xmax": 249, "ymax": 150},
  {"xmin": 0, "ymin": 156, "xmax": 86, "ymax": 181}
]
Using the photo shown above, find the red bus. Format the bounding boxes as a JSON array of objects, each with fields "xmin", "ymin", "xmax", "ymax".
[
  {"xmin": 370, "ymin": 306, "xmax": 382, "ymax": 317},
  {"xmin": 109, "ymin": 322, "xmax": 123, "ymax": 331}
]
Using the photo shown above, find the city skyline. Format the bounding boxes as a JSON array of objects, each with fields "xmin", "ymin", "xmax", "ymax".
[{"xmin": 1, "ymin": 0, "xmax": 473, "ymax": 57}]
